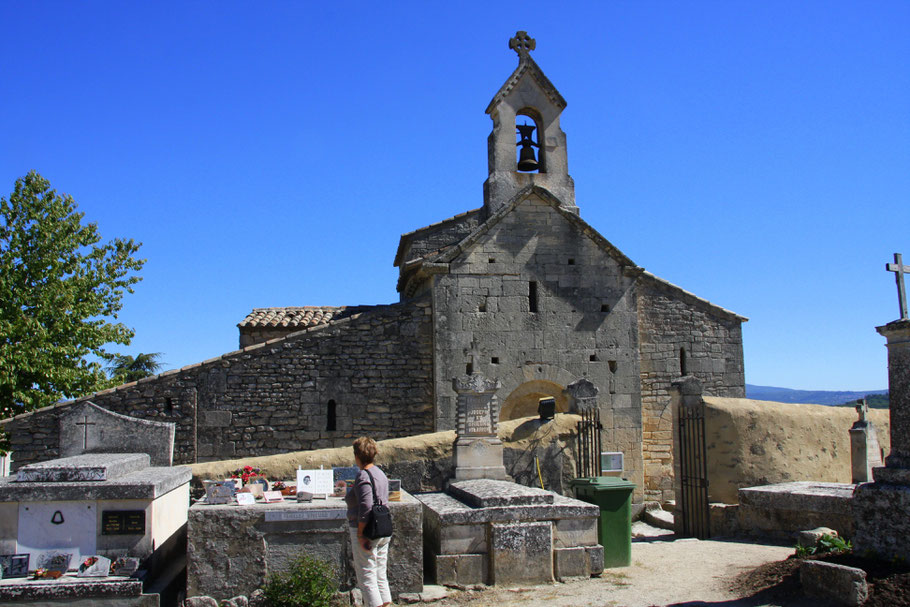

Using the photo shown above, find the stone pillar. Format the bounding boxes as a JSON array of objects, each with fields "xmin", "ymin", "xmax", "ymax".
[
  {"xmin": 853, "ymin": 319, "xmax": 910, "ymax": 559},
  {"xmin": 877, "ymin": 319, "xmax": 910, "ymax": 469},
  {"xmin": 849, "ymin": 401, "xmax": 884, "ymax": 484},
  {"xmin": 452, "ymin": 374, "xmax": 510, "ymax": 481},
  {"xmin": 564, "ymin": 378, "xmax": 599, "ymax": 413}
]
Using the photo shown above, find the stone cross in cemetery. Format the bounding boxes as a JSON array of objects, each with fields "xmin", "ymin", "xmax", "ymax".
[
  {"xmin": 849, "ymin": 399, "xmax": 884, "ymax": 483},
  {"xmin": 852, "ymin": 261, "xmax": 910, "ymax": 559},
  {"xmin": 887, "ymin": 252, "xmax": 909, "ymax": 320},
  {"xmin": 75, "ymin": 415, "xmax": 96, "ymax": 450},
  {"xmin": 453, "ymin": 373, "xmax": 511, "ymax": 481}
]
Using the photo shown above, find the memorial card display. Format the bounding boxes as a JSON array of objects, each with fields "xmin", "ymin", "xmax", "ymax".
[
  {"xmin": 389, "ymin": 479, "xmax": 402, "ymax": 502},
  {"xmin": 77, "ymin": 555, "xmax": 111, "ymax": 577},
  {"xmin": 34, "ymin": 552, "xmax": 72, "ymax": 578},
  {"xmin": 247, "ymin": 475, "xmax": 269, "ymax": 491},
  {"xmin": 0, "ymin": 554, "xmax": 29, "ymax": 579},
  {"xmin": 110, "ymin": 556, "xmax": 140, "ymax": 577},
  {"xmin": 297, "ymin": 469, "xmax": 333, "ymax": 496},
  {"xmin": 236, "ymin": 492, "xmax": 256, "ymax": 506},
  {"xmin": 204, "ymin": 480, "xmax": 235, "ymax": 505},
  {"xmin": 262, "ymin": 491, "xmax": 284, "ymax": 503}
]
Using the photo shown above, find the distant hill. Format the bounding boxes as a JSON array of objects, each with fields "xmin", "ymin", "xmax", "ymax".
[{"xmin": 745, "ymin": 384, "xmax": 888, "ymax": 407}]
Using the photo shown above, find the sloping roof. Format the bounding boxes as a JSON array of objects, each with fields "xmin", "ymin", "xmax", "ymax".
[
  {"xmin": 238, "ymin": 306, "xmax": 371, "ymax": 330},
  {"xmin": 486, "ymin": 55, "xmax": 566, "ymax": 115},
  {"xmin": 393, "ymin": 208, "xmax": 484, "ymax": 268}
]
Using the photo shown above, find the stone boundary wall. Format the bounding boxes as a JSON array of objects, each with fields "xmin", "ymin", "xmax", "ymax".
[
  {"xmin": 637, "ymin": 274, "xmax": 746, "ymax": 503},
  {"xmin": 703, "ymin": 397, "xmax": 891, "ymax": 504},
  {"xmin": 5, "ymin": 297, "xmax": 434, "ymax": 469}
]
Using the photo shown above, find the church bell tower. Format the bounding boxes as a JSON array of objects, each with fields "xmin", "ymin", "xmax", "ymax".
[{"xmin": 483, "ymin": 32, "xmax": 577, "ymax": 215}]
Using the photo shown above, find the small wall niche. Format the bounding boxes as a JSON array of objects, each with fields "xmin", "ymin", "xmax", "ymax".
[
  {"xmin": 326, "ymin": 400, "xmax": 337, "ymax": 432},
  {"xmin": 529, "ymin": 281, "xmax": 538, "ymax": 313}
]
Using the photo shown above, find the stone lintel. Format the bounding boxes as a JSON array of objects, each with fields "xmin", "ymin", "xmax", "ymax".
[
  {"xmin": 448, "ymin": 479, "xmax": 554, "ymax": 508},
  {"xmin": 15, "ymin": 453, "xmax": 150, "ymax": 483}
]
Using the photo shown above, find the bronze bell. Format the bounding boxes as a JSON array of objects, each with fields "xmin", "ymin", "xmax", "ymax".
[{"xmin": 516, "ymin": 122, "xmax": 539, "ymax": 172}]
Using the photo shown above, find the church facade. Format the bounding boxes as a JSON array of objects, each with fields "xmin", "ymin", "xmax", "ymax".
[{"xmin": 4, "ymin": 33, "xmax": 745, "ymax": 502}]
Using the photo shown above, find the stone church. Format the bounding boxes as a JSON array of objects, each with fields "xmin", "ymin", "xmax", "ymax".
[{"xmin": 4, "ymin": 33, "xmax": 745, "ymax": 502}]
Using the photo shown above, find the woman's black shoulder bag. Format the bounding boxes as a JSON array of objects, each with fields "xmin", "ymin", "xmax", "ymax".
[{"xmin": 362, "ymin": 468, "xmax": 393, "ymax": 540}]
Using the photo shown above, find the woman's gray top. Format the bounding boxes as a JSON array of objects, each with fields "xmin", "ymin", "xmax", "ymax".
[{"xmin": 345, "ymin": 465, "xmax": 389, "ymax": 528}]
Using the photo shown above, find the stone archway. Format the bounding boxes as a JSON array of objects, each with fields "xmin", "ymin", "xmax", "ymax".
[{"xmin": 500, "ymin": 379, "xmax": 569, "ymax": 422}]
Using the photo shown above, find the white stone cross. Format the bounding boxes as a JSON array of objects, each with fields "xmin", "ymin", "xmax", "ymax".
[
  {"xmin": 75, "ymin": 415, "xmax": 96, "ymax": 449},
  {"xmin": 886, "ymin": 252, "xmax": 910, "ymax": 320}
]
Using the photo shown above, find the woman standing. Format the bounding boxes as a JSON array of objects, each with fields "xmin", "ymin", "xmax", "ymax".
[{"xmin": 346, "ymin": 437, "xmax": 392, "ymax": 607}]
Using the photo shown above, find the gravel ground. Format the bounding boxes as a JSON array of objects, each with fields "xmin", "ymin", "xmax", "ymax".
[{"xmin": 428, "ymin": 536, "xmax": 828, "ymax": 607}]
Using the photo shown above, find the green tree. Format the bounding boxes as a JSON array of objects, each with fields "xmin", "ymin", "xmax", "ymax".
[
  {"xmin": 0, "ymin": 171, "xmax": 145, "ymax": 420},
  {"xmin": 105, "ymin": 352, "xmax": 164, "ymax": 383}
]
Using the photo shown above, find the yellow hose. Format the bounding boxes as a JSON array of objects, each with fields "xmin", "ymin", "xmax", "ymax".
[{"xmin": 535, "ymin": 456, "xmax": 545, "ymax": 490}]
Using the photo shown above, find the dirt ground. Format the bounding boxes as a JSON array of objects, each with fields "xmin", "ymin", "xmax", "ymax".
[{"xmin": 428, "ymin": 537, "xmax": 827, "ymax": 607}]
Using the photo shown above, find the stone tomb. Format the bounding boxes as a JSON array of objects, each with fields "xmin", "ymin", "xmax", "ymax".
[
  {"xmin": 420, "ymin": 479, "xmax": 603, "ymax": 586},
  {"xmin": 0, "ymin": 453, "xmax": 190, "ymax": 606},
  {"xmin": 187, "ymin": 491, "xmax": 422, "ymax": 602}
]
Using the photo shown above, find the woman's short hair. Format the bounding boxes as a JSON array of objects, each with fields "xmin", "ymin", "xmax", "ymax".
[{"xmin": 353, "ymin": 436, "xmax": 378, "ymax": 465}]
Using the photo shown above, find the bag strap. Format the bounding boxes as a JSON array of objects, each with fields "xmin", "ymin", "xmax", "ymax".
[{"xmin": 363, "ymin": 467, "xmax": 384, "ymax": 506}]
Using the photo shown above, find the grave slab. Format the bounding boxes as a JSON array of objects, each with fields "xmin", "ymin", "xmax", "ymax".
[
  {"xmin": 448, "ymin": 479, "xmax": 554, "ymax": 508},
  {"xmin": 16, "ymin": 454, "xmax": 150, "ymax": 484}
]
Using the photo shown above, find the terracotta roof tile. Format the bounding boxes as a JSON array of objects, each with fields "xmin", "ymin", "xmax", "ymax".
[{"xmin": 237, "ymin": 306, "xmax": 364, "ymax": 330}]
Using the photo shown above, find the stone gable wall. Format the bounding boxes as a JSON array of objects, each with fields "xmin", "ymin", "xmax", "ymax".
[
  {"xmin": 6, "ymin": 298, "xmax": 434, "ymax": 469},
  {"xmin": 398, "ymin": 210, "xmax": 485, "ymax": 266},
  {"xmin": 432, "ymin": 195, "xmax": 645, "ymax": 497},
  {"xmin": 637, "ymin": 280, "xmax": 745, "ymax": 502}
]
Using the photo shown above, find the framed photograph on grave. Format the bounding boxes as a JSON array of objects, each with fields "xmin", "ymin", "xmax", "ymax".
[
  {"xmin": 297, "ymin": 469, "xmax": 333, "ymax": 496},
  {"xmin": 0, "ymin": 554, "xmax": 29, "ymax": 578},
  {"xmin": 236, "ymin": 492, "xmax": 256, "ymax": 506}
]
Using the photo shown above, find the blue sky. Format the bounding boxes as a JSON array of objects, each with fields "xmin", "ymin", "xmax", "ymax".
[{"xmin": 2, "ymin": 2, "xmax": 908, "ymax": 391}]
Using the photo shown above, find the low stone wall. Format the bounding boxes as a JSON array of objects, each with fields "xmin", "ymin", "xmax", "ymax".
[
  {"xmin": 703, "ymin": 398, "xmax": 890, "ymax": 504},
  {"xmin": 187, "ymin": 493, "xmax": 422, "ymax": 602},
  {"xmin": 188, "ymin": 414, "xmax": 584, "ymax": 497}
]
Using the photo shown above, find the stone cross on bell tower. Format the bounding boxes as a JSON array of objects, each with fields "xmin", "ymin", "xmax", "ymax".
[{"xmin": 483, "ymin": 32, "xmax": 577, "ymax": 216}]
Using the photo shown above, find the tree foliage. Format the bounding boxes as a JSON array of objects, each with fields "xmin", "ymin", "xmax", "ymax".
[
  {"xmin": 0, "ymin": 171, "xmax": 146, "ymax": 420},
  {"xmin": 105, "ymin": 352, "xmax": 164, "ymax": 383}
]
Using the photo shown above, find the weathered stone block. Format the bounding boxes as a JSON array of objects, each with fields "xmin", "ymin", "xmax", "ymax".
[
  {"xmin": 553, "ymin": 517, "xmax": 597, "ymax": 548},
  {"xmin": 200, "ymin": 410, "xmax": 232, "ymax": 427},
  {"xmin": 439, "ymin": 524, "xmax": 487, "ymax": 555},
  {"xmin": 586, "ymin": 544, "xmax": 604, "ymax": 575},
  {"xmin": 800, "ymin": 560, "xmax": 868, "ymax": 606},
  {"xmin": 553, "ymin": 546, "xmax": 589, "ymax": 580},
  {"xmin": 489, "ymin": 522, "xmax": 553, "ymax": 585},
  {"xmin": 432, "ymin": 553, "xmax": 487, "ymax": 586}
]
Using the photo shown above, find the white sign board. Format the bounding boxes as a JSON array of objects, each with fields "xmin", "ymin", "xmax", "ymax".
[
  {"xmin": 18, "ymin": 501, "xmax": 98, "ymax": 568},
  {"xmin": 297, "ymin": 469, "xmax": 333, "ymax": 496}
]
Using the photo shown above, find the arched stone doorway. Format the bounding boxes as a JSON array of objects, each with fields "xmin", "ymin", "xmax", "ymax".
[{"xmin": 500, "ymin": 379, "xmax": 569, "ymax": 422}]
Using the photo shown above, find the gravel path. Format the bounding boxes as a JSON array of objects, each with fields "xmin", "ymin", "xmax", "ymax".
[{"xmin": 429, "ymin": 537, "xmax": 825, "ymax": 607}]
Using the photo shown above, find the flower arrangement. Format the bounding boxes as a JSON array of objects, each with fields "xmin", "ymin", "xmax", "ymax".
[
  {"xmin": 230, "ymin": 465, "xmax": 263, "ymax": 484},
  {"xmin": 79, "ymin": 556, "xmax": 98, "ymax": 573}
]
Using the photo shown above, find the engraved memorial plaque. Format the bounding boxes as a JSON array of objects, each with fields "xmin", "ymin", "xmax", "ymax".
[
  {"xmin": 101, "ymin": 510, "xmax": 146, "ymax": 536},
  {"xmin": 465, "ymin": 394, "xmax": 493, "ymax": 436}
]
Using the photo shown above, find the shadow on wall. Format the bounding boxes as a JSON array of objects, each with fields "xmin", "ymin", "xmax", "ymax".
[
  {"xmin": 703, "ymin": 397, "xmax": 890, "ymax": 504},
  {"xmin": 187, "ymin": 414, "xmax": 583, "ymax": 497}
]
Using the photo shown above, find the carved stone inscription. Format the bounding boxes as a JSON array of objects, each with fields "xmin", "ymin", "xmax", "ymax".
[{"xmin": 465, "ymin": 395, "xmax": 493, "ymax": 436}]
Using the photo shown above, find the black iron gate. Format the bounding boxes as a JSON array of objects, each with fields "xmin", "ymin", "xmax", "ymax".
[
  {"xmin": 677, "ymin": 397, "xmax": 710, "ymax": 538},
  {"xmin": 576, "ymin": 407, "xmax": 602, "ymax": 477}
]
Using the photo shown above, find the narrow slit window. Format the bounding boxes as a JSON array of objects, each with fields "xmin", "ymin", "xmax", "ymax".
[
  {"xmin": 479, "ymin": 300, "xmax": 487, "ymax": 313},
  {"xmin": 680, "ymin": 347, "xmax": 687, "ymax": 376},
  {"xmin": 529, "ymin": 281, "xmax": 538, "ymax": 313},
  {"xmin": 601, "ymin": 303, "xmax": 610, "ymax": 313},
  {"xmin": 326, "ymin": 400, "xmax": 337, "ymax": 432},
  {"xmin": 589, "ymin": 354, "xmax": 598, "ymax": 362}
]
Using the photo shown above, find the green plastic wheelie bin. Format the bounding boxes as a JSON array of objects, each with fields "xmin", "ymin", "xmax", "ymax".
[{"xmin": 571, "ymin": 476, "xmax": 635, "ymax": 567}]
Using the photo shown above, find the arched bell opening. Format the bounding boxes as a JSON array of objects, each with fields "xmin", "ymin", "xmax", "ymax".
[
  {"xmin": 500, "ymin": 379, "xmax": 567, "ymax": 421},
  {"xmin": 515, "ymin": 108, "xmax": 545, "ymax": 173}
]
